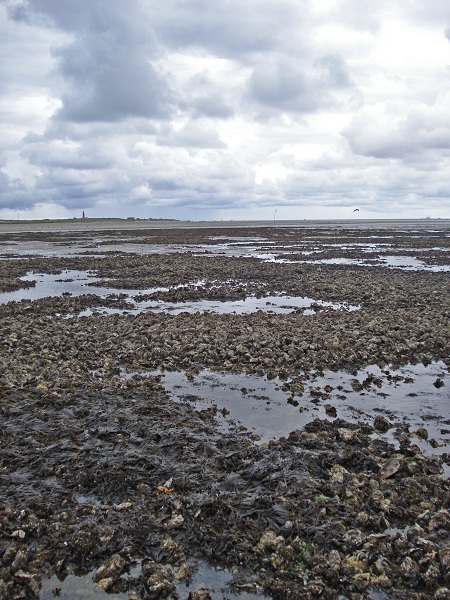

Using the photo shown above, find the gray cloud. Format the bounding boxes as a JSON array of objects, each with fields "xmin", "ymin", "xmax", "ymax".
[
  {"xmin": 31, "ymin": 164, "xmax": 131, "ymax": 210},
  {"xmin": 314, "ymin": 54, "xmax": 352, "ymax": 89},
  {"xmin": 21, "ymin": 133, "xmax": 113, "ymax": 170},
  {"xmin": 54, "ymin": 39, "xmax": 174, "ymax": 123},
  {"xmin": 1, "ymin": 0, "xmax": 449, "ymax": 219},
  {"xmin": 148, "ymin": 0, "xmax": 301, "ymax": 58},
  {"xmin": 148, "ymin": 178, "xmax": 182, "ymax": 192},
  {"xmin": 344, "ymin": 100, "xmax": 450, "ymax": 159},
  {"xmin": 329, "ymin": 0, "xmax": 387, "ymax": 33},
  {"xmin": 0, "ymin": 169, "xmax": 10, "ymax": 194},
  {"xmin": 157, "ymin": 121, "xmax": 226, "ymax": 149},
  {"xmin": 248, "ymin": 59, "xmax": 310, "ymax": 112},
  {"xmin": 182, "ymin": 73, "xmax": 235, "ymax": 119},
  {"xmin": 0, "ymin": 171, "xmax": 47, "ymax": 211},
  {"xmin": 11, "ymin": 0, "xmax": 174, "ymax": 123},
  {"xmin": 188, "ymin": 94, "xmax": 234, "ymax": 119},
  {"xmin": 247, "ymin": 53, "xmax": 358, "ymax": 116}
]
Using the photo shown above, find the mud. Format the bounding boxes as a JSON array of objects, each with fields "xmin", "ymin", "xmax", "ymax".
[{"xmin": 0, "ymin": 223, "xmax": 449, "ymax": 600}]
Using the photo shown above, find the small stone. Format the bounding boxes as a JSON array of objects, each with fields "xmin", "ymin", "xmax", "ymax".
[
  {"xmin": 375, "ymin": 557, "xmax": 391, "ymax": 575},
  {"xmin": 11, "ymin": 529, "xmax": 26, "ymax": 539},
  {"xmin": 400, "ymin": 556, "xmax": 419, "ymax": 579},
  {"xmin": 374, "ymin": 415, "xmax": 391, "ymax": 432},
  {"xmin": 99, "ymin": 526, "xmax": 114, "ymax": 543},
  {"xmin": 406, "ymin": 523, "xmax": 425, "ymax": 540},
  {"xmin": 325, "ymin": 404, "xmax": 337, "ymax": 417},
  {"xmin": 114, "ymin": 501, "xmax": 133, "ymax": 510},
  {"xmin": 166, "ymin": 514, "xmax": 184, "ymax": 528},
  {"xmin": 415, "ymin": 427, "xmax": 429, "ymax": 439},
  {"xmin": 353, "ymin": 572, "xmax": 371, "ymax": 584},
  {"xmin": 423, "ymin": 564, "xmax": 441, "ymax": 586},
  {"xmin": 175, "ymin": 562, "xmax": 191, "ymax": 580},
  {"xmin": 93, "ymin": 554, "xmax": 125, "ymax": 582},
  {"xmin": 439, "ymin": 544, "xmax": 450, "ymax": 573},
  {"xmin": 371, "ymin": 574, "xmax": 392, "ymax": 588},
  {"xmin": 189, "ymin": 589, "xmax": 212, "ymax": 600},
  {"xmin": 236, "ymin": 344, "xmax": 249, "ymax": 355},
  {"xmin": 143, "ymin": 561, "xmax": 174, "ymax": 596},
  {"xmin": 337, "ymin": 428, "xmax": 360, "ymax": 442},
  {"xmin": 96, "ymin": 577, "xmax": 114, "ymax": 591},
  {"xmin": 255, "ymin": 529, "xmax": 284, "ymax": 553},
  {"xmin": 12, "ymin": 549, "xmax": 27, "ymax": 571},
  {"xmin": 329, "ymin": 464, "xmax": 347, "ymax": 483},
  {"xmin": 351, "ymin": 380, "xmax": 363, "ymax": 391},
  {"xmin": 14, "ymin": 571, "xmax": 41, "ymax": 597},
  {"xmin": 345, "ymin": 556, "xmax": 364, "ymax": 572},
  {"xmin": 379, "ymin": 457, "xmax": 401, "ymax": 479}
]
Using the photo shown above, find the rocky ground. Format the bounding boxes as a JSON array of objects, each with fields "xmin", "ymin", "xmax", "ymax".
[{"xmin": 0, "ymin": 224, "xmax": 449, "ymax": 599}]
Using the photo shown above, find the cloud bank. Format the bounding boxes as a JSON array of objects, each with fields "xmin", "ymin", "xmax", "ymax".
[{"xmin": 1, "ymin": 0, "xmax": 450, "ymax": 220}]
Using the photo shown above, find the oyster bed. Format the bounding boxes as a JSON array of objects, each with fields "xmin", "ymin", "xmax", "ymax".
[{"xmin": 1, "ymin": 223, "xmax": 450, "ymax": 600}]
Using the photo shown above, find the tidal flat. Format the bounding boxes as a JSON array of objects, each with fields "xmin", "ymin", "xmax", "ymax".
[{"xmin": 1, "ymin": 220, "xmax": 449, "ymax": 599}]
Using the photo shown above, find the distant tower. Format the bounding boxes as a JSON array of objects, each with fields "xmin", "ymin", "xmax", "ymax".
[{"xmin": 82, "ymin": 211, "xmax": 86, "ymax": 219}]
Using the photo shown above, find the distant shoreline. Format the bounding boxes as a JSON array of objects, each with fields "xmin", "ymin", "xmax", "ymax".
[{"xmin": 0, "ymin": 217, "xmax": 449, "ymax": 234}]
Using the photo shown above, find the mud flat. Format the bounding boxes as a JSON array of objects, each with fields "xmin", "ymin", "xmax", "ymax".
[
  {"xmin": 1, "ymin": 217, "xmax": 449, "ymax": 235},
  {"xmin": 0, "ymin": 223, "xmax": 449, "ymax": 599}
]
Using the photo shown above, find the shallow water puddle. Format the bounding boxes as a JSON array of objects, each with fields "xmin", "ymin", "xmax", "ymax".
[
  {"xmin": 3, "ymin": 234, "xmax": 449, "ymax": 272},
  {"xmin": 135, "ymin": 369, "xmax": 327, "ymax": 442},
  {"xmin": 367, "ymin": 589, "xmax": 392, "ymax": 600},
  {"xmin": 41, "ymin": 572, "xmax": 129, "ymax": 599},
  {"xmin": 124, "ymin": 294, "xmax": 358, "ymax": 316},
  {"xmin": 0, "ymin": 271, "xmax": 198, "ymax": 306},
  {"xmin": 0, "ymin": 240, "xmax": 190, "ymax": 258},
  {"xmin": 175, "ymin": 562, "xmax": 266, "ymax": 599},
  {"xmin": 194, "ymin": 240, "xmax": 450, "ymax": 271},
  {"xmin": 0, "ymin": 270, "xmax": 359, "ymax": 315},
  {"xmin": 0, "ymin": 270, "xmax": 114, "ymax": 303},
  {"xmin": 307, "ymin": 361, "xmax": 450, "ymax": 455},
  {"xmin": 0, "ymin": 240, "xmax": 99, "ymax": 257},
  {"xmin": 40, "ymin": 561, "xmax": 266, "ymax": 599},
  {"xmin": 289, "ymin": 255, "xmax": 450, "ymax": 271},
  {"xmin": 128, "ymin": 362, "xmax": 450, "ymax": 459}
]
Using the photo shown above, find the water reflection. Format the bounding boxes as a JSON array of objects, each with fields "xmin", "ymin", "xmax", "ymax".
[
  {"xmin": 0, "ymin": 270, "xmax": 360, "ymax": 315},
  {"xmin": 40, "ymin": 561, "xmax": 266, "ymax": 600},
  {"xmin": 1, "ymin": 233, "xmax": 449, "ymax": 272},
  {"xmin": 120, "ymin": 361, "xmax": 450, "ymax": 456}
]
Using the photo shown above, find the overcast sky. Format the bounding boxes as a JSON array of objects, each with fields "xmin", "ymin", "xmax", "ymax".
[{"xmin": 1, "ymin": 0, "xmax": 450, "ymax": 221}]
